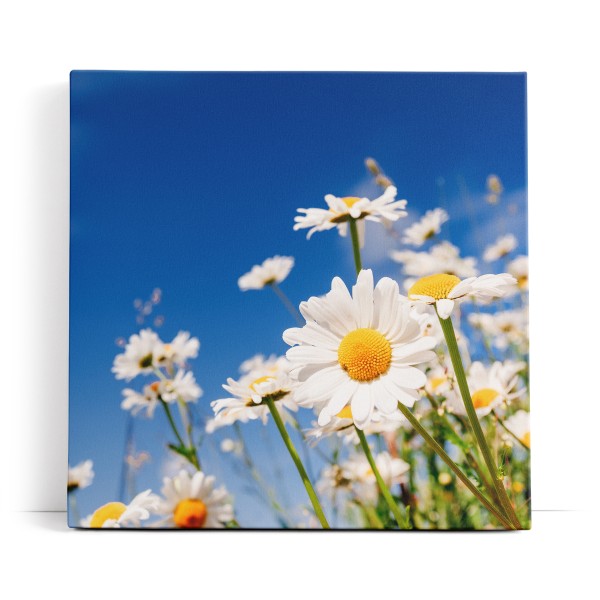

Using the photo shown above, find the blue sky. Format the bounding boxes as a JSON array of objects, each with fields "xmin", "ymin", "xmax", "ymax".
[{"xmin": 69, "ymin": 71, "xmax": 527, "ymax": 526}]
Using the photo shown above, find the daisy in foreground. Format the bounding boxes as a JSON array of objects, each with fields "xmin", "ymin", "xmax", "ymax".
[
  {"xmin": 293, "ymin": 186, "xmax": 407, "ymax": 246},
  {"xmin": 238, "ymin": 255, "xmax": 294, "ymax": 291},
  {"xmin": 67, "ymin": 460, "xmax": 94, "ymax": 492},
  {"xmin": 284, "ymin": 269, "xmax": 436, "ymax": 430},
  {"xmin": 159, "ymin": 470, "xmax": 233, "ymax": 528},
  {"xmin": 402, "ymin": 208, "xmax": 449, "ymax": 246},
  {"xmin": 83, "ymin": 490, "xmax": 160, "ymax": 528},
  {"xmin": 407, "ymin": 272, "xmax": 517, "ymax": 319}
]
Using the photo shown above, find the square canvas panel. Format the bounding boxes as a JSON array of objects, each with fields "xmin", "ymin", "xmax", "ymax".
[{"xmin": 69, "ymin": 71, "xmax": 529, "ymax": 530}]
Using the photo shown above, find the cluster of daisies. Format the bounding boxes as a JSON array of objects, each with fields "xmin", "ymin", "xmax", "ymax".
[{"xmin": 71, "ymin": 166, "xmax": 529, "ymax": 530}]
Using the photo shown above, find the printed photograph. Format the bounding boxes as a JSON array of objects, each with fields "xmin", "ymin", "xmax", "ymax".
[{"xmin": 69, "ymin": 71, "xmax": 529, "ymax": 529}]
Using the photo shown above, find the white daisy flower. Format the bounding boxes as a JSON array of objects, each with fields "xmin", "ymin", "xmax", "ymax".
[
  {"xmin": 112, "ymin": 329, "xmax": 163, "ymax": 380},
  {"xmin": 157, "ymin": 331, "xmax": 200, "ymax": 369},
  {"xmin": 208, "ymin": 355, "xmax": 298, "ymax": 432},
  {"xmin": 318, "ymin": 451, "xmax": 409, "ymax": 505},
  {"xmin": 402, "ymin": 208, "xmax": 449, "ymax": 246},
  {"xmin": 483, "ymin": 234, "xmax": 518, "ymax": 262},
  {"xmin": 283, "ymin": 269, "xmax": 436, "ymax": 430},
  {"xmin": 121, "ymin": 370, "xmax": 201, "ymax": 417},
  {"xmin": 159, "ymin": 369, "xmax": 202, "ymax": 403},
  {"xmin": 84, "ymin": 489, "xmax": 160, "ymax": 528},
  {"xmin": 345, "ymin": 451, "xmax": 410, "ymax": 505},
  {"xmin": 391, "ymin": 241, "xmax": 478, "ymax": 278},
  {"xmin": 503, "ymin": 410, "xmax": 530, "ymax": 448},
  {"xmin": 293, "ymin": 186, "xmax": 407, "ymax": 247},
  {"xmin": 306, "ymin": 405, "xmax": 406, "ymax": 445},
  {"xmin": 446, "ymin": 360, "xmax": 526, "ymax": 418},
  {"xmin": 468, "ymin": 308, "xmax": 528, "ymax": 351},
  {"xmin": 238, "ymin": 255, "xmax": 295, "ymax": 291},
  {"xmin": 424, "ymin": 364, "xmax": 454, "ymax": 399},
  {"xmin": 507, "ymin": 255, "xmax": 529, "ymax": 290},
  {"xmin": 67, "ymin": 460, "xmax": 94, "ymax": 492},
  {"xmin": 407, "ymin": 272, "xmax": 517, "ymax": 319},
  {"xmin": 159, "ymin": 470, "xmax": 234, "ymax": 529}
]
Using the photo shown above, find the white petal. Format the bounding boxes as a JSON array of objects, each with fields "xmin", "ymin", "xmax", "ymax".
[{"xmin": 436, "ymin": 298, "xmax": 455, "ymax": 319}]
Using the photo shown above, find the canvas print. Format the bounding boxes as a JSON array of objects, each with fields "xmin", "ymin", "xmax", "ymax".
[{"xmin": 69, "ymin": 71, "xmax": 529, "ymax": 529}]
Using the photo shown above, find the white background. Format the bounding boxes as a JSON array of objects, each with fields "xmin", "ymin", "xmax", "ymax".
[{"xmin": 1, "ymin": 1, "xmax": 598, "ymax": 596}]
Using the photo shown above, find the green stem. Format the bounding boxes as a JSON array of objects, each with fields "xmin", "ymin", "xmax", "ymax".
[
  {"xmin": 355, "ymin": 427, "xmax": 407, "ymax": 529},
  {"xmin": 396, "ymin": 402, "xmax": 514, "ymax": 529},
  {"xmin": 270, "ymin": 283, "xmax": 303, "ymax": 326},
  {"xmin": 436, "ymin": 311, "xmax": 522, "ymax": 529},
  {"xmin": 349, "ymin": 218, "xmax": 363, "ymax": 273},
  {"xmin": 160, "ymin": 399, "xmax": 186, "ymax": 448},
  {"xmin": 265, "ymin": 397, "xmax": 330, "ymax": 529}
]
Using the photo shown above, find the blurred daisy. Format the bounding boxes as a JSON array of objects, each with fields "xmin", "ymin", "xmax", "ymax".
[
  {"xmin": 157, "ymin": 331, "xmax": 200, "ymax": 369},
  {"xmin": 469, "ymin": 308, "xmax": 528, "ymax": 351},
  {"xmin": 112, "ymin": 329, "xmax": 163, "ymax": 380},
  {"xmin": 503, "ymin": 410, "xmax": 531, "ymax": 448},
  {"xmin": 446, "ymin": 360, "xmax": 526, "ymax": 418},
  {"xmin": 402, "ymin": 208, "xmax": 449, "ymax": 246},
  {"xmin": 293, "ymin": 186, "xmax": 407, "ymax": 247},
  {"xmin": 483, "ymin": 234, "xmax": 518, "ymax": 262},
  {"xmin": 121, "ymin": 370, "xmax": 201, "ymax": 417},
  {"xmin": 284, "ymin": 269, "xmax": 436, "ymax": 430},
  {"xmin": 391, "ymin": 241, "xmax": 478, "ymax": 278},
  {"xmin": 306, "ymin": 405, "xmax": 406, "ymax": 445},
  {"xmin": 507, "ymin": 255, "xmax": 529, "ymax": 290},
  {"xmin": 345, "ymin": 451, "xmax": 410, "ymax": 505},
  {"xmin": 84, "ymin": 489, "xmax": 160, "ymax": 528},
  {"xmin": 159, "ymin": 470, "xmax": 233, "ymax": 529},
  {"xmin": 486, "ymin": 174, "xmax": 504, "ymax": 204},
  {"xmin": 238, "ymin": 256, "xmax": 294, "ymax": 291},
  {"xmin": 67, "ymin": 460, "xmax": 94, "ymax": 492},
  {"xmin": 424, "ymin": 364, "xmax": 454, "ymax": 399},
  {"xmin": 208, "ymin": 355, "xmax": 298, "ymax": 431},
  {"xmin": 318, "ymin": 451, "xmax": 409, "ymax": 505},
  {"xmin": 159, "ymin": 369, "xmax": 202, "ymax": 403},
  {"xmin": 408, "ymin": 272, "xmax": 517, "ymax": 319}
]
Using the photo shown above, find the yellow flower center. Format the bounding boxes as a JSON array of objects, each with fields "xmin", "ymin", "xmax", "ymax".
[
  {"xmin": 250, "ymin": 375, "xmax": 274, "ymax": 392},
  {"xmin": 341, "ymin": 196, "xmax": 362, "ymax": 208},
  {"xmin": 174, "ymin": 499, "xmax": 208, "ymax": 529},
  {"xmin": 409, "ymin": 274, "xmax": 461, "ymax": 300},
  {"xmin": 512, "ymin": 481, "xmax": 525, "ymax": 493},
  {"xmin": 471, "ymin": 388, "xmax": 499, "ymax": 409},
  {"xmin": 517, "ymin": 275, "xmax": 528, "ymax": 289},
  {"xmin": 149, "ymin": 381, "xmax": 161, "ymax": 393},
  {"xmin": 337, "ymin": 328, "xmax": 392, "ymax": 382},
  {"xmin": 522, "ymin": 432, "xmax": 530, "ymax": 448},
  {"xmin": 89, "ymin": 502, "xmax": 127, "ymax": 528},
  {"xmin": 430, "ymin": 376, "xmax": 446, "ymax": 391},
  {"xmin": 336, "ymin": 405, "xmax": 353, "ymax": 419}
]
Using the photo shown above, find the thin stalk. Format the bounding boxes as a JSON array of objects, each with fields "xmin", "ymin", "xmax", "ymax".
[
  {"xmin": 270, "ymin": 282, "xmax": 303, "ymax": 326},
  {"xmin": 396, "ymin": 402, "xmax": 514, "ymax": 529},
  {"xmin": 160, "ymin": 399, "xmax": 186, "ymax": 448},
  {"xmin": 233, "ymin": 422, "xmax": 292, "ymax": 527},
  {"xmin": 355, "ymin": 500, "xmax": 385, "ymax": 529},
  {"xmin": 493, "ymin": 410, "xmax": 530, "ymax": 452},
  {"xmin": 427, "ymin": 392, "xmax": 499, "ymax": 504},
  {"xmin": 155, "ymin": 368, "xmax": 200, "ymax": 470},
  {"xmin": 349, "ymin": 218, "xmax": 363, "ymax": 273},
  {"xmin": 355, "ymin": 427, "xmax": 407, "ymax": 529},
  {"xmin": 265, "ymin": 397, "xmax": 330, "ymax": 529},
  {"xmin": 437, "ymin": 311, "xmax": 522, "ymax": 529}
]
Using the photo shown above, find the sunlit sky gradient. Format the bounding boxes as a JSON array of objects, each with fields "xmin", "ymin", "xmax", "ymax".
[{"xmin": 69, "ymin": 71, "xmax": 526, "ymax": 526}]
